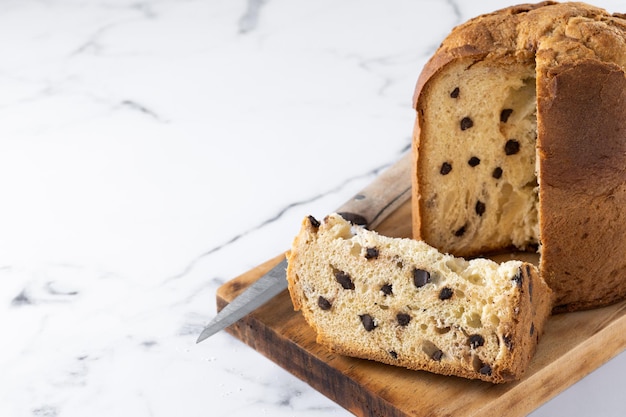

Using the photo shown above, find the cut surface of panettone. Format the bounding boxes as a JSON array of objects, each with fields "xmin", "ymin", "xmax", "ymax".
[{"xmin": 286, "ymin": 214, "xmax": 553, "ymax": 383}]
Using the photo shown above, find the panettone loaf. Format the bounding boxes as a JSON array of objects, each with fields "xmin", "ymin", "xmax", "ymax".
[
  {"xmin": 412, "ymin": 1, "xmax": 626, "ymax": 312},
  {"xmin": 286, "ymin": 214, "xmax": 553, "ymax": 383}
]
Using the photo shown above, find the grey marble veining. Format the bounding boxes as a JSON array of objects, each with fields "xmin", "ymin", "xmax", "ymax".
[{"xmin": 1, "ymin": 1, "xmax": 625, "ymax": 416}]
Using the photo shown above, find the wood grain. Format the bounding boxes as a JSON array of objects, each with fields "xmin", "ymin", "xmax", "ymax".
[{"xmin": 216, "ymin": 200, "xmax": 626, "ymax": 417}]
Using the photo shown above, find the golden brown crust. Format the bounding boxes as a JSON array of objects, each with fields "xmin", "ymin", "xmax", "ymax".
[
  {"xmin": 412, "ymin": 1, "xmax": 626, "ymax": 312},
  {"xmin": 538, "ymin": 59, "xmax": 626, "ymax": 312}
]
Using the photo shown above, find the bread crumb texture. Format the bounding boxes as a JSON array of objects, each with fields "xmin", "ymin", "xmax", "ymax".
[{"xmin": 286, "ymin": 214, "xmax": 553, "ymax": 383}]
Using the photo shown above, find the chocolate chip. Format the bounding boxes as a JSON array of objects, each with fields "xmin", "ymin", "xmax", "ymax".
[
  {"xmin": 530, "ymin": 323, "xmax": 535, "ymax": 336},
  {"xmin": 469, "ymin": 334, "xmax": 485, "ymax": 349},
  {"xmin": 475, "ymin": 200, "xmax": 486, "ymax": 216},
  {"xmin": 526, "ymin": 265, "xmax": 534, "ymax": 301},
  {"xmin": 503, "ymin": 334, "xmax": 514, "ymax": 351},
  {"xmin": 413, "ymin": 268, "xmax": 431, "ymax": 288},
  {"xmin": 492, "ymin": 167, "xmax": 503, "ymax": 179},
  {"xmin": 431, "ymin": 349, "xmax": 444, "ymax": 361},
  {"xmin": 505, "ymin": 139, "xmax": 520, "ymax": 155},
  {"xmin": 513, "ymin": 268, "xmax": 523, "ymax": 287},
  {"xmin": 525, "ymin": 264, "xmax": 533, "ymax": 277},
  {"xmin": 460, "ymin": 117, "xmax": 474, "ymax": 130},
  {"xmin": 454, "ymin": 225, "xmax": 466, "ymax": 237},
  {"xmin": 500, "ymin": 108, "xmax": 513, "ymax": 123},
  {"xmin": 381, "ymin": 283, "xmax": 393, "ymax": 296},
  {"xmin": 360, "ymin": 314, "xmax": 376, "ymax": 331},
  {"xmin": 365, "ymin": 247, "xmax": 379, "ymax": 260},
  {"xmin": 468, "ymin": 156, "xmax": 480, "ymax": 167},
  {"xmin": 479, "ymin": 363, "xmax": 492, "ymax": 376},
  {"xmin": 439, "ymin": 287, "xmax": 454, "ymax": 300},
  {"xmin": 389, "ymin": 350, "xmax": 398, "ymax": 359},
  {"xmin": 396, "ymin": 313, "xmax": 411, "ymax": 326},
  {"xmin": 334, "ymin": 270, "xmax": 355, "ymax": 290},
  {"xmin": 318, "ymin": 296, "xmax": 332, "ymax": 311},
  {"xmin": 440, "ymin": 162, "xmax": 452, "ymax": 175},
  {"xmin": 307, "ymin": 215, "xmax": 320, "ymax": 228},
  {"xmin": 450, "ymin": 87, "xmax": 460, "ymax": 98}
]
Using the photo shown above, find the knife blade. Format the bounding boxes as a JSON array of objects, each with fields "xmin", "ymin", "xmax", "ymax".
[{"xmin": 196, "ymin": 151, "xmax": 413, "ymax": 343}]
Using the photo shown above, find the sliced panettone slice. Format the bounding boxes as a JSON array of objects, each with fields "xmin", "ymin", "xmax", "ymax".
[{"xmin": 286, "ymin": 214, "xmax": 553, "ymax": 383}]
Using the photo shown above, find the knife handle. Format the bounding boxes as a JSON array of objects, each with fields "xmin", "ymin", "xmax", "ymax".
[{"xmin": 336, "ymin": 151, "xmax": 412, "ymax": 230}]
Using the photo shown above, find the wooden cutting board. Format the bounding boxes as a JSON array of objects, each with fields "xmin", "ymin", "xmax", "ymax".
[{"xmin": 216, "ymin": 201, "xmax": 626, "ymax": 417}]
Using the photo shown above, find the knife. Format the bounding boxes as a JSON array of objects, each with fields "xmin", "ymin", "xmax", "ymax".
[{"xmin": 196, "ymin": 150, "xmax": 413, "ymax": 343}]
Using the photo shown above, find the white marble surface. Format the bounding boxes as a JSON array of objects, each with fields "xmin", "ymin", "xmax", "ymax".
[{"xmin": 1, "ymin": 0, "xmax": 625, "ymax": 416}]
